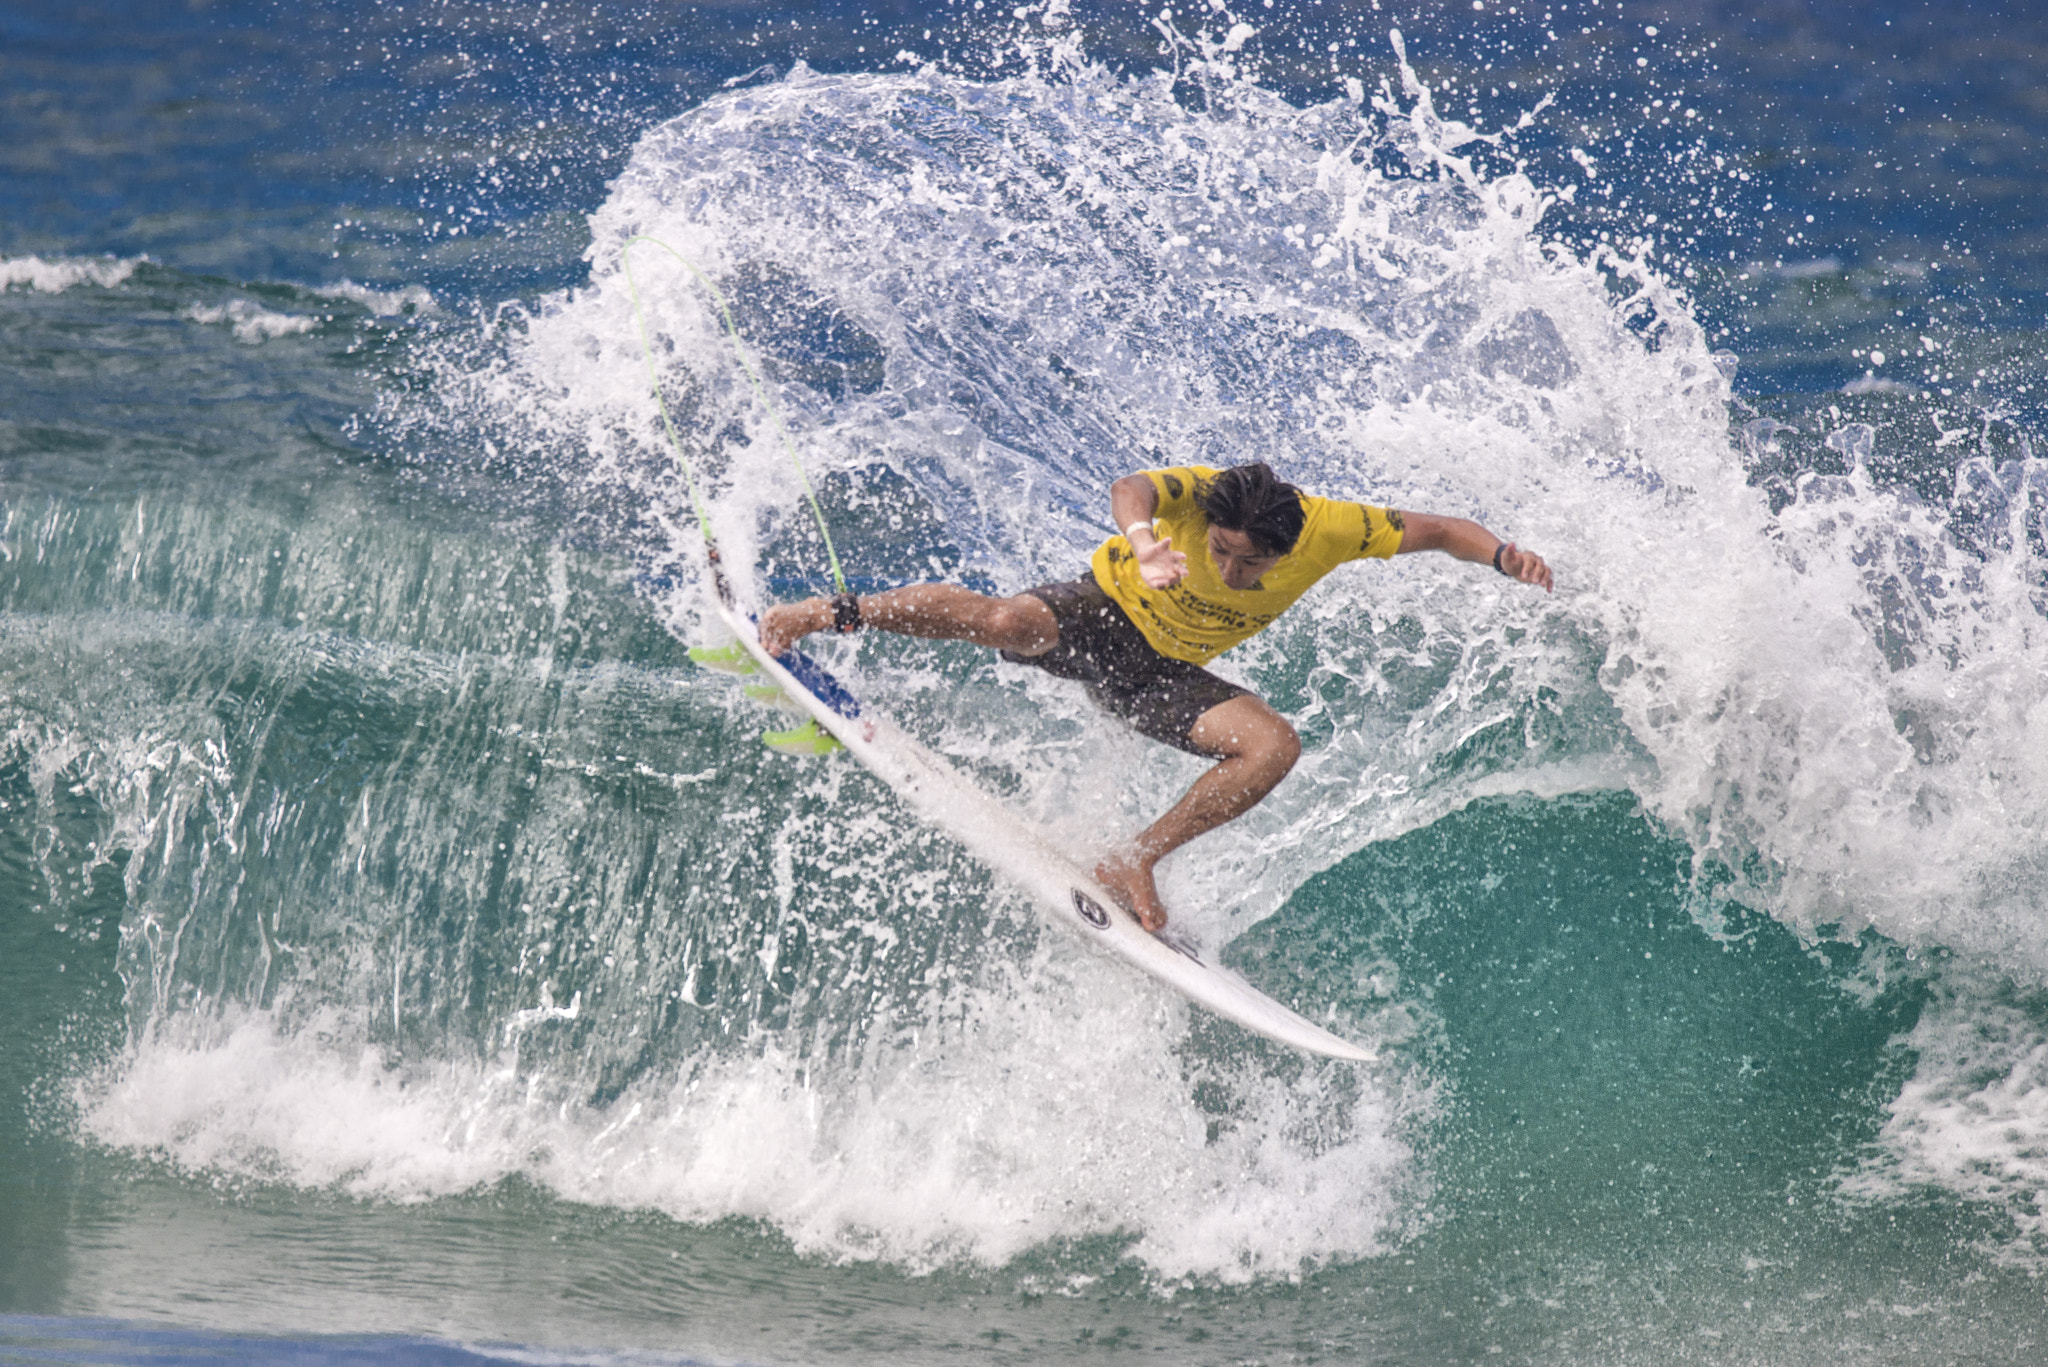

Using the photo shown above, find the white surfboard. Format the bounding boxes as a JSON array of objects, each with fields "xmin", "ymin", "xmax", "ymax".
[{"xmin": 704, "ymin": 598, "xmax": 1375, "ymax": 1063}]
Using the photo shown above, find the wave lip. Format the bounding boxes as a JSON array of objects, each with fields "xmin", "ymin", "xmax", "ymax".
[
  {"xmin": 184, "ymin": 299, "xmax": 322, "ymax": 343},
  {"xmin": 315, "ymin": 280, "xmax": 437, "ymax": 316},
  {"xmin": 0, "ymin": 253, "xmax": 143, "ymax": 293}
]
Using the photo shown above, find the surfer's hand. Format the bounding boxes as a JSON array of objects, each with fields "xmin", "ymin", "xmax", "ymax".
[
  {"xmin": 760, "ymin": 599, "xmax": 828, "ymax": 656},
  {"xmin": 1135, "ymin": 533, "xmax": 1188, "ymax": 590},
  {"xmin": 1498, "ymin": 544, "xmax": 1554, "ymax": 593}
]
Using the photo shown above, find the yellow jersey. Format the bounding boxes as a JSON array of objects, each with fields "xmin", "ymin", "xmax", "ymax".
[{"xmin": 1089, "ymin": 466, "xmax": 1406, "ymax": 666}]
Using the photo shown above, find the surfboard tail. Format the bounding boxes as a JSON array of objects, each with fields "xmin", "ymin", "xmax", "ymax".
[{"xmin": 692, "ymin": 630, "xmax": 844, "ymax": 755}]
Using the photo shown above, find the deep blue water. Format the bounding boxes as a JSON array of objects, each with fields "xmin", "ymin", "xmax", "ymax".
[{"xmin": 5, "ymin": 2, "xmax": 2048, "ymax": 1364}]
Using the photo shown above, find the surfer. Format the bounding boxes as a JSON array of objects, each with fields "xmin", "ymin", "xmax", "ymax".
[{"xmin": 760, "ymin": 462, "xmax": 1552, "ymax": 931}]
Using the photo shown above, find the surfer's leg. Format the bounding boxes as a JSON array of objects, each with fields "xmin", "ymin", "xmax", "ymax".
[
  {"xmin": 1095, "ymin": 694, "xmax": 1300, "ymax": 932},
  {"xmin": 760, "ymin": 585, "xmax": 1057, "ymax": 656}
]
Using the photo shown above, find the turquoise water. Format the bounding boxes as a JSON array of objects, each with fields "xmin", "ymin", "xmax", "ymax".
[{"xmin": 6, "ymin": 2, "xmax": 2048, "ymax": 1363}]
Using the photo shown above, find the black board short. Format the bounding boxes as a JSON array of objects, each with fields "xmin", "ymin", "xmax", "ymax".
[{"xmin": 999, "ymin": 577, "xmax": 1251, "ymax": 756}]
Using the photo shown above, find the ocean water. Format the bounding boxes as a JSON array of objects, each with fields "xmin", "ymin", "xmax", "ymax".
[{"xmin": 5, "ymin": 0, "xmax": 2048, "ymax": 1362}]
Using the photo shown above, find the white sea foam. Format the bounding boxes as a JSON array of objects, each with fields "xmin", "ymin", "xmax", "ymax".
[
  {"xmin": 1843, "ymin": 969, "xmax": 2048, "ymax": 1265},
  {"xmin": 82, "ymin": 983, "xmax": 1423, "ymax": 1281},
  {"xmin": 0, "ymin": 253, "xmax": 143, "ymax": 292},
  {"xmin": 1840, "ymin": 374, "xmax": 1922, "ymax": 395},
  {"xmin": 316, "ymin": 279, "xmax": 437, "ymax": 315},
  {"xmin": 185, "ymin": 298, "xmax": 322, "ymax": 342}
]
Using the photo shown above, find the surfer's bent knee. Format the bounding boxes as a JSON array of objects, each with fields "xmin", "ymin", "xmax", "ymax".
[
  {"xmin": 1191, "ymin": 696, "xmax": 1300, "ymax": 768},
  {"xmin": 1270, "ymin": 720, "xmax": 1303, "ymax": 774},
  {"xmin": 1241, "ymin": 712, "xmax": 1301, "ymax": 777}
]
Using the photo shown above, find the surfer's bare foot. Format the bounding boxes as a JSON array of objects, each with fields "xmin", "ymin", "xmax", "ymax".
[
  {"xmin": 759, "ymin": 599, "xmax": 829, "ymax": 656},
  {"xmin": 1095, "ymin": 852, "xmax": 1168, "ymax": 932}
]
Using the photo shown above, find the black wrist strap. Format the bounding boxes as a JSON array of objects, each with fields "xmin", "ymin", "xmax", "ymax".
[
  {"xmin": 1492, "ymin": 543, "xmax": 1509, "ymax": 575},
  {"xmin": 830, "ymin": 591, "xmax": 862, "ymax": 633}
]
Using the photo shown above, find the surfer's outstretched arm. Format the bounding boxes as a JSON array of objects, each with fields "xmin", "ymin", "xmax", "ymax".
[
  {"xmin": 1394, "ymin": 511, "xmax": 1554, "ymax": 591},
  {"xmin": 760, "ymin": 584, "xmax": 1058, "ymax": 657}
]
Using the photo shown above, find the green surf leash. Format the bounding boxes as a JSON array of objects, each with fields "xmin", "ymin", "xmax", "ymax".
[
  {"xmin": 621, "ymin": 234, "xmax": 851, "ymax": 597},
  {"xmin": 623, "ymin": 233, "xmax": 848, "ymax": 756}
]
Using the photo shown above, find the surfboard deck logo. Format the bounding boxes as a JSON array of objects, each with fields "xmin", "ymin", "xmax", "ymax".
[{"xmin": 1071, "ymin": 887, "xmax": 1110, "ymax": 929}]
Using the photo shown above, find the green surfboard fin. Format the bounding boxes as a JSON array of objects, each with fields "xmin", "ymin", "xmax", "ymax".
[
  {"xmin": 761, "ymin": 718, "xmax": 843, "ymax": 757},
  {"xmin": 744, "ymin": 683, "xmax": 807, "ymax": 714},
  {"xmin": 688, "ymin": 641, "xmax": 756, "ymax": 676}
]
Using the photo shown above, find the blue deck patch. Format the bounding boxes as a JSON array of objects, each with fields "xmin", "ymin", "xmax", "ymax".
[{"xmin": 778, "ymin": 648, "xmax": 863, "ymax": 721}]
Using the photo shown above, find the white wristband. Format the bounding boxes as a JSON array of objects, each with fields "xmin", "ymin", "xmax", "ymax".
[{"xmin": 1122, "ymin": 522, "xmax": 1154, "ymax": 543}]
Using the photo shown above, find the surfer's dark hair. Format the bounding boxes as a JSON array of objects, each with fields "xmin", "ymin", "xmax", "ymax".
[{"xmin": 1201, "ymin": 462, "xmax": 1306, "ymax": 557}]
